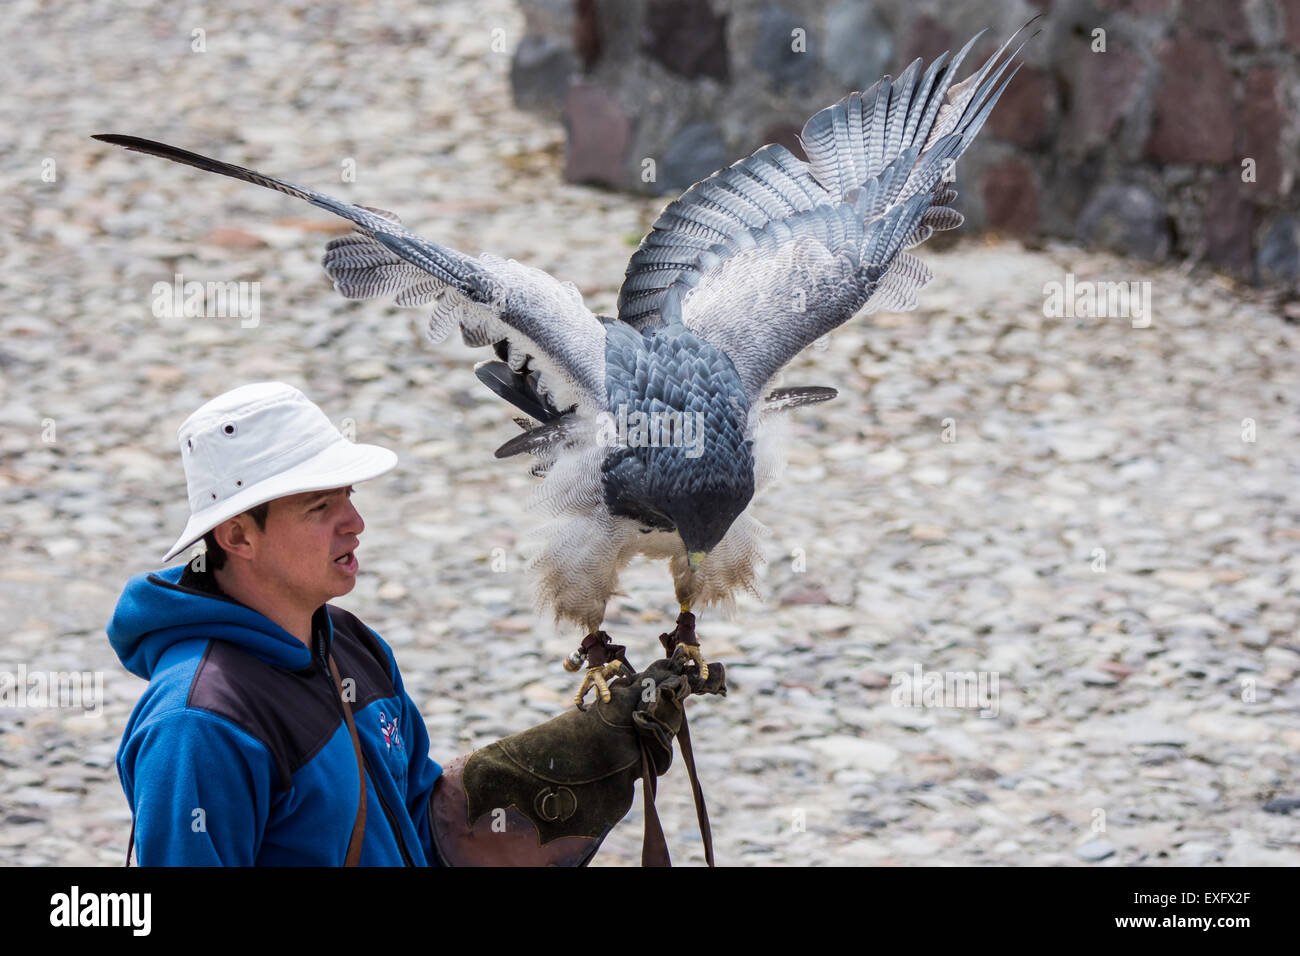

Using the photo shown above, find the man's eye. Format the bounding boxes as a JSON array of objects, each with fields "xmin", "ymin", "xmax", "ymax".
[{"xmin": 311, "ymin": 489, "xmax": 352, "ymax": 513}]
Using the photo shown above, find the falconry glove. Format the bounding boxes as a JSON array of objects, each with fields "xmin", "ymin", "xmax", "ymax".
[{"xmin": 428, "ymin": 648, "xmax": 725, "ymax": 866}]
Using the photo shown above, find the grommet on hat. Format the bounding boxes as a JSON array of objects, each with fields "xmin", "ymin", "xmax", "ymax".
[{"xmin": 161, "ymin": 382, "xmax": 397, "ymax": 563}]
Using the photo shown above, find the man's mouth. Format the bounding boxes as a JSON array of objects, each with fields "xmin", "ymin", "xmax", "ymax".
[{"xmin": 333, "ymin": 550, "xmax": 357, "ymax": 572}]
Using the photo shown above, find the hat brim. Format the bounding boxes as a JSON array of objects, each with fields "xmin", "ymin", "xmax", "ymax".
[{"xmin": 162, "ymin": 439, "xmax": 397, "ymax": 563}]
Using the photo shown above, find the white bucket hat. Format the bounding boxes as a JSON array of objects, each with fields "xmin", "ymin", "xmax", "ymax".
[{"xmin": 162, "ymin": 382, "xmax": 397, "ymax": 563}]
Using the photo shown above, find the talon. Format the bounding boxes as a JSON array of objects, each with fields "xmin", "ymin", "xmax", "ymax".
[
  {"xmin": 660, "ymin": 608, "xmax": 712, "ymax": 682},
  {"xmin": 571, "ymin": 631, "xmax": 627, "ymax": 708},
  {"xmin": 681, "ymin": 642, "xmax": 708, "ymax": 681},
  {"xmin": 574, "ymin": 666, "xmax": 598, "ymax": 707},
  {"xmin": 592, "ymin": 666, "xmax": 611, "ymax": 703}
]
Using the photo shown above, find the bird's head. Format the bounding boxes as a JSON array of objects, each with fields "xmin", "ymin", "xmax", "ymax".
[
  {"xmin": 674, "ymin": 489, "xmax": 752, "ymax": 569},
  {"xmin": 655, "ymin": 436, "xmax": 755, "ymax": 567}
]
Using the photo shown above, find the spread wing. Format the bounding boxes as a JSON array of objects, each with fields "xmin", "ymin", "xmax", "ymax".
[
  {"xmin": 91, "ymin": 135, "xmax": 608, "ymax": 417},
  {"xmin": 616, "ymin": 21, "xmax": 1034, "ymax": 402}
]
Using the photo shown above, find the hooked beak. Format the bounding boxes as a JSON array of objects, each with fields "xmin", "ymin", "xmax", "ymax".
[{"xmin": 687, "ymin": 551, "xmax": 705, "ymax": 570}]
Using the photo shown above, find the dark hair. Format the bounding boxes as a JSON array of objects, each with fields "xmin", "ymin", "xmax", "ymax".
[{"xmin": 201, "ymin": 501, "xmax": 271, "ymax": 571}]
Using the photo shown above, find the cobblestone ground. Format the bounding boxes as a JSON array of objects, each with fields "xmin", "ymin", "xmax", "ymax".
[{"xmin": 2, "ymin": 0, "xmax": 1298, "ymax": 866}]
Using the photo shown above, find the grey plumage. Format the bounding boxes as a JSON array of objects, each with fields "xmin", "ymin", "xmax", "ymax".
[{"xmin": 93, "ymin": 21, "xmax": 1030, "ymax": 638}]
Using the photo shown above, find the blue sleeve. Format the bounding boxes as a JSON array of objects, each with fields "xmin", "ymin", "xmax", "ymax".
[
  {"xmin": 120, "ymin": 709, "xmax": 277, "ymax": 865},
  {"xmin": 364, "ymin": 626, "xmax": 444, "ymax": 865},
  {"xmin": 395, "ymin": 666, "xmax": 444, "ymax": 865}
]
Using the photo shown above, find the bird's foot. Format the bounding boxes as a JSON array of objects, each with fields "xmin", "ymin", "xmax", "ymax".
[
  {"xmin": 567, "ymin": 630, "xmax": 629, "ymax": 710},
  {"xmin": 575, "ymin": 660, "xmax": 624, "ymax": 709},
  {"xmin": 659, "ymin": 609, "xmax": 708, "ymax": 682}
]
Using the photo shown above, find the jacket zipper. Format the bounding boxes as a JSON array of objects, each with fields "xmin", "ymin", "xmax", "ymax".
[{"xmin": 318, "ymin": 632, "xmax": 415, "ymax": 867}]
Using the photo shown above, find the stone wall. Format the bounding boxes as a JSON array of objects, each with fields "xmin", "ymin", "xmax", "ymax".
[{"xmin": 510, "ymin": 0, "xmax": 1300, "ymax": 287}]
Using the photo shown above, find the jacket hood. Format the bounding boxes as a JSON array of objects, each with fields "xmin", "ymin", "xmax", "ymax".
[{"xmin": 108, "ymin": 564, "xmax": 321, "ymax": 679}]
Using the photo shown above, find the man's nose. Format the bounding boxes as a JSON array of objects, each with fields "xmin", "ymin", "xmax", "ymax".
[{"xmin": 339, "ymin": 498, "xmax": 364, "ymax": 535}]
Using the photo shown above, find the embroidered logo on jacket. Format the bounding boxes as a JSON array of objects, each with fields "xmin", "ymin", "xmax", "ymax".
[{"xmin": 378, "ymin": 710, "xmax": 402, "ymax": 752}]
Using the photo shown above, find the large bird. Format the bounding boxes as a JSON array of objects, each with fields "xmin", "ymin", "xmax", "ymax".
[{"xmin": 95, "ymin": 22, "xmax": 1030, "ymax": 707}]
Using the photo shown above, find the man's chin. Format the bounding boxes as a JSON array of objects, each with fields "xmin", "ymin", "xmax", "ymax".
[{"xmin": 330, "ymin": 577, "xmax": 358, "ymax": 599}]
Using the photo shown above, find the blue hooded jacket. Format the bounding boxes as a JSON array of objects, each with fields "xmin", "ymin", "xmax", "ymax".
[{"xmin": 108, "ymin": 563, "xmax": 443, "ymax": 865}]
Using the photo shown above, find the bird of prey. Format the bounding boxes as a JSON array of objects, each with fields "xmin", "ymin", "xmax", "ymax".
[{"xmin": 95, "ymin": 22, "xmax": 1030, "ymax": 707}]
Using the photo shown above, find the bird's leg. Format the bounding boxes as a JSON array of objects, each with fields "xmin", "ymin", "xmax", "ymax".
[
  {"xmin": 565, "ymin": 630, "xmax": 628, "ymax": 710},
  {"xmin": 659, "ymin": 604, "xmax": 709, "ymax": 681}
]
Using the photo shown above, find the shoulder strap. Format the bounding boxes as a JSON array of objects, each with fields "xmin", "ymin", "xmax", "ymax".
[{"xmin": 329, "ymin": 651, "xmax": 368, "ymax": 866}]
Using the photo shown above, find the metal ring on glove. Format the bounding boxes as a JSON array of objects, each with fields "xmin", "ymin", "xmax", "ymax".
[{"xmin": 534, "ymin": 786, "xmax": 578, "ymax": 822}]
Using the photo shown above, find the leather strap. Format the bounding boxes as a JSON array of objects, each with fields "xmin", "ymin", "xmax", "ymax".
[
  {"xmin": 329, "ymin": 652, "xmax": 368, "ymax": 866},
  {"xmin": 676, "ymin": 710, "xmax": 715, "ymax": 867},
  {"xmin": 632, "ymin": 682, "xmax": 715, "ymax": 867},
  {"xmin": 639, "ymin": 741, "xmax": 671, "ymax": 866},
  {"xmin": 635, "ymin": 716, "xmax": 714, "ymax": 867},
  {"xmin": 653, "ymin": 623, "xmax": 718, "ymax": 868},
  {"xmin": 632, "ymin": 623, "xmax": 719, "ymax": 869},
  {"xmin": 620, "ymin": 648, "xmax": 671, "ymax": 867}
]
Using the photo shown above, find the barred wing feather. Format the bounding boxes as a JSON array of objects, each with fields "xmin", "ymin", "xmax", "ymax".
[
  {"xmin": 616, "ymin": 20, "xmax": 1034, "ymax": 401},
  {"xmin": 91, "ymin": 134, "xmax": 608, "ymax": 417}
]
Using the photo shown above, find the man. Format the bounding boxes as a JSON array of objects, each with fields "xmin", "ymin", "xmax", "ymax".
[{"xmin": 108, "ymin": 382, "xmax": 721, "ymax": 866}]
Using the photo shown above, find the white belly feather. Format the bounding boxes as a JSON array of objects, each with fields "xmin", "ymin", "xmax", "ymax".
[{"xmin": 518, "ymin": 405, "xmax": 791, "ymax": 634}]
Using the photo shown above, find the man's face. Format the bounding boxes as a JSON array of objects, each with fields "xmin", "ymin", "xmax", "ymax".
[{"xmin": 245, "ymin": 485, "xmax": 365, "ymax": 609}]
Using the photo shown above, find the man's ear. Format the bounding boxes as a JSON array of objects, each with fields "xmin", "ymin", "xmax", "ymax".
[{"xmin": 212, "ymin": 514, "xmax": 257, "ymax": 561}]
